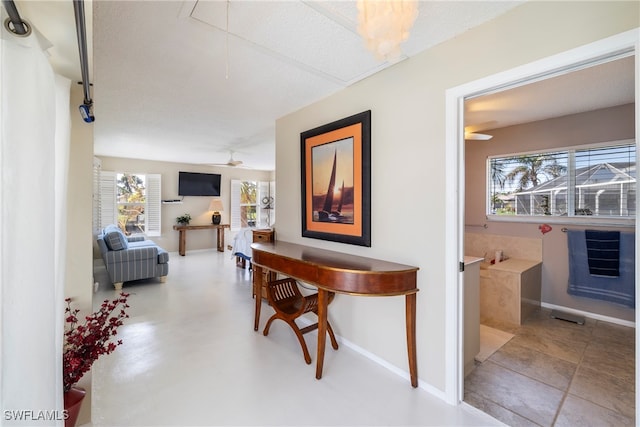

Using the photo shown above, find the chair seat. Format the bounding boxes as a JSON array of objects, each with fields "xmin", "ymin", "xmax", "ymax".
[
  {"xmin": 263, "ymin": 277, "xmax": 338, "ymax": 364},
  {"xmin": 274, "ymin": 299, "xmax": 304, "ymax": 315}
]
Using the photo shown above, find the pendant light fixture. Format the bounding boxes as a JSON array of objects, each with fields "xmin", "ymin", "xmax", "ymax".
[{"xmin": 356, "ymin": 0, "xmax": 418, "ymax": 61}]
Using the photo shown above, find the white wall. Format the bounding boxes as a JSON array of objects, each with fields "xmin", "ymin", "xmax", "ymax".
[
  {"xmin": 97, "ymin": 156, "xmax": 273, "ymax": 253},
  {"xmin": 275, "ymin": 1, "xmax": 639, "ymax": 393},
  {"xmin": 65, "ymin": 83, "xmax": 95, "ymax": 425}
]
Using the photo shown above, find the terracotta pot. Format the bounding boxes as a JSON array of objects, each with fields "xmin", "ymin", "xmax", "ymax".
[{"xmin": 63, "ymin": 387, "xmax": 86, "ymax": 427}]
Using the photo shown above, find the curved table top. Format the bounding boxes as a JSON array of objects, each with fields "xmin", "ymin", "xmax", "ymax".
[{"xmin": 251, "ymin": 241, "xmax": 419, "ymax": 296}]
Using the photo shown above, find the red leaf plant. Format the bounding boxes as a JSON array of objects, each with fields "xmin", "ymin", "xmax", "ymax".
[{"xmin": 63, "ymin": 293, "xmax": 130, "ymax": 392}]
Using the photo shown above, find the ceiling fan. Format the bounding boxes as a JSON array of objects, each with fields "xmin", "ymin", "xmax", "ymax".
[
  {"xmin": 464, "ymin": 130, "xmax": 493, "ymax": 140},
  {"xmin": 464, "ymin": 121, "xmax": 496, "ymax": 141},
  {"xmin": 211, "ymin": 152, "xmax": 244, "ymax": 167}
]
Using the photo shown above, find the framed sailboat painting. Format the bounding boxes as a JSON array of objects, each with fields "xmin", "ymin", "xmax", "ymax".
[{"xmin": 300, "ymin": 110, "xmax": 371, "ymax": 247}]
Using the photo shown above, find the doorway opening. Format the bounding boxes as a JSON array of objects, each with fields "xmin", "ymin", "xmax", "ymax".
[{"xmin": 444, "ymin": 29, "xmax": 639, "ymax": 421}]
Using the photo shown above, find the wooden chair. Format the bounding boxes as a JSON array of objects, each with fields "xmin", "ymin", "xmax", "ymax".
[{"xmin": 263, "ymin": 277, "xmax": 339, "ymax": 364}]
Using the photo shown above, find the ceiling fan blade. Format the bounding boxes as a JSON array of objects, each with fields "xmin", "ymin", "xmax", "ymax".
[{"xmin": 465, "ymin": 132, "xmax": 493, "ymax": 140}]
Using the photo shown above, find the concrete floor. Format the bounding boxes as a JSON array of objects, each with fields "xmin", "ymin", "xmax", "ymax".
[{"xmin": 90, "ymin": 249, "xmax": 500, "ymax": 426}]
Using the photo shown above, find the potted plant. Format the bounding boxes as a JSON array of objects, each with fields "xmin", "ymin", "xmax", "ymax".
[
  {"xmin": 63, "ymin": 293, "xmax": 130, "ymax": 427},
  {"xmin": 176, "ymin": 213, "xmax": 191, "ymax": 225}
]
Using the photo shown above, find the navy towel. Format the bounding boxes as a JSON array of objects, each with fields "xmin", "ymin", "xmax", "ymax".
[
  {"xmin": 567, "ymin": 230, "xmax": 635, "ymax": 308},
  {"xmin": 585, "ymin": 230, "xmax": 620, "ymax": 277}
]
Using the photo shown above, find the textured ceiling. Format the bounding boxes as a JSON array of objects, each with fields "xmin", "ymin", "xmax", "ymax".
[
  {"xmin": 12, "ymin": 1, "xmax": 635, "ymax": 170},
  {"xmin": 90, "ymin": 0, "xmax": 523, "ymax": 170}
]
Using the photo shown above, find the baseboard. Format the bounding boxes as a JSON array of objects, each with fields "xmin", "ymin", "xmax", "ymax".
[
  {"xmin": 541, "ymin": 302, "xmax": 635, "ymax": 328},
  {"xmin": 297, "ymin": 316, "xmax": 448, "ymax": 402},
  {"xmin": 339, "ymin": 335, "xmax": 449, "ymax": 401},
  {"xmin": 170, "ymin": 248, "xmax": 221, "ymax": 256}
]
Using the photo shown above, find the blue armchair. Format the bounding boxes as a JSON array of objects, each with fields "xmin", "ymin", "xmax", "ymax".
[{"xmin": 97, "ymin": 225, "xmax": 169, "ymax": 290}]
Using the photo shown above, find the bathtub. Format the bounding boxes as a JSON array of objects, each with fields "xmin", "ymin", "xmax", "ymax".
[{"xmin": 479, "ymin": 258, "xmax": 542, "ymax": 328}]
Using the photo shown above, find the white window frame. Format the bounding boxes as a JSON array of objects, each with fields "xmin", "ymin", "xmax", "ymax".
[
  {"xmin": 486, "ymin": 139, "xmax": 636, "ymax": 227},
  {"xmin": 230, "ymin": 180, "xmax": 275, "ymax": 231}
]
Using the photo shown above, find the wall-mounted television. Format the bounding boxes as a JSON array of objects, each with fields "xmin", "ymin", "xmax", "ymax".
[{"xmin": 178, "ymin": 172, "xmax": 221, "ymax": 196}]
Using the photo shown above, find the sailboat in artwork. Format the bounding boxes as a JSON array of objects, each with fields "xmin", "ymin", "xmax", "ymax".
[
  {"xmin": 317, "ymin": 150, "xmax": 337, "ymax": 221},
  {"xmin": 317, "ymin": 151, "xmax": 348, "ymax": 222},
  {"xmin": 334, "ymin": 180, "xmax": 345, "ymax": 216}
]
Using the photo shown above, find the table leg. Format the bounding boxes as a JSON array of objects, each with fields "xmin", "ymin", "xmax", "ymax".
[
  {"xmin": 315, "ymin": 288, "xmax": 328, "ymax": 380},
  {"xmin": 178, "ymin": 230, "xmax": 186, "ymax": 256},
  {"xmin": 253, "ymin": 265, "xmax": 262, "ymax": 331},
  {"xmin": 406, "ymin": 293, "xmax": 418, "ymax": 388},
  {"xmin": 216, "ymin": 228, "xmax": 224, "ymax": 252}
]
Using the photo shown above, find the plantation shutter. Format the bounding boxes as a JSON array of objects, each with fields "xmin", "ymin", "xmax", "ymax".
[
  {"xmin": 92, "ymin": 158, "xmax": 101, "ymax": 233},
  {"xmin": 145, "ymin": 174, "xmax": 162, "ymax": 236},
  {"xmin": 99, "ymin": 170, "xmax": 117, "ymax": 229},
  {"xmin": 230, "ymin": 180, "xmax": 241, "ymax": 230}
]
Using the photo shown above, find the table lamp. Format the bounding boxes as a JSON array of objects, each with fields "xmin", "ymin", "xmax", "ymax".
[{"xmin": 208, "ymin": 198, "xmax": 224, "ymax": 225}]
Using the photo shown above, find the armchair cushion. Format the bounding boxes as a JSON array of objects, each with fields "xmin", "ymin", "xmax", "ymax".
[
  {"xmin": 103, "ymin": 225, "xmax": 129, "ymax": 251},
  {"xmin": 104, "ymin": 245, "xmax": 158, "ymax": 264},
  {"xmin": 127, "ymin": 235, "xmax": 146, "ymax": 243}
]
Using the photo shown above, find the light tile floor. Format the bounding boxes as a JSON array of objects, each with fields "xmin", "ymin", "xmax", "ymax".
[
  {"xmin": 90, "ymin": 249, "xmax": 501, "ymax": 426},
  {"xmin": 465, "ymin": 309, "xmax": 635, "ymax": 426}
]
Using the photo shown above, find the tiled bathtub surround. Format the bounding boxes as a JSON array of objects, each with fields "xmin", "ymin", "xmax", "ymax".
[
  {"xmin": 467, "ymin": 233, "xmax": 543, "ymax": 328},
  {"xmin": 465, "ymin": 232, "xmax": 542, "ymax": 262},
  {"xmin": 480, "ymin": 259, "xmax": 542, "ymax": 327}
]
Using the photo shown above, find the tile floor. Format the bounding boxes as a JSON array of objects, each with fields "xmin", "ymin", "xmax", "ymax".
[
  {"xmin": 90, "ymin": 249, "xmax": 501, "ymax": 426},
  {"xmin": 464, "ymin": 310, "xmax": 636, "ymax": 426}
]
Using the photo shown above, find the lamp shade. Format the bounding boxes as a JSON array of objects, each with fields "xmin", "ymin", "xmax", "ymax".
[{"xmin": 208, "ymin": 198, "xmax": 224, "ymax": 213}]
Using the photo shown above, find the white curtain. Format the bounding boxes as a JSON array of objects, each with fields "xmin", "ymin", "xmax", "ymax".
[
  {"xmin": 0, "ymin": 16, "xmax": 70, "ymax": 426},
  {"xmin": 54, "ymin": 73, "xmax": 71, "ymax": 424}
]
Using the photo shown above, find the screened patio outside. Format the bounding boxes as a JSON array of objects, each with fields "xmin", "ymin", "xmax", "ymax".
[{"xmin": 512, "ymin": 162, "xmax": 636, "ymax": 217}]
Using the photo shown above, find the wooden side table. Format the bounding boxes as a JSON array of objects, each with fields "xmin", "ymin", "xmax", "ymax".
[
  {"xmin": 173, "ymin": 224, "xmax": 230, "ymax": 256},
  {"xmin": 251, "ymin": 229, "xmax": 276, "ymax": 299},
  {"xmin": 252, "ymin": 229, "xmax": 274, "ymax": 243}
]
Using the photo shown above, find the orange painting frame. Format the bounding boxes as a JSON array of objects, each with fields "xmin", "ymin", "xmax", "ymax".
[{"xmin": 300, "ymin": 110, "xmax": 371, "ymax": 247}]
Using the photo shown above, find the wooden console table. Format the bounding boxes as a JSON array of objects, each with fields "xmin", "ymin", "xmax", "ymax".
[
  {"xmin": 251, "ymin": 241, "xmax": 419, "ymax": 387},
  {"xmin": 173, "ymin": 224, "xmax": 230, "ymax": 256}
]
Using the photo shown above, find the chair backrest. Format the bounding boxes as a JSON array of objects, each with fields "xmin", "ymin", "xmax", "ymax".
[{"xmin": 266, "ymin": 278, "xmax": 303, "ymax": 312}]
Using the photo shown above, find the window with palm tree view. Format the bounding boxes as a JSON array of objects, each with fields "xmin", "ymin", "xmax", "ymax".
[
  {"xmin": 488, "ymin": 141, "xmax": 636, "ymax": 220},
  {"xmin": 117, "ymin": 173, "xmax": 147, "ymax": 234},
  {"xmin": 239, "ymin": 181, "xmax": 257, "ymax": 227}
]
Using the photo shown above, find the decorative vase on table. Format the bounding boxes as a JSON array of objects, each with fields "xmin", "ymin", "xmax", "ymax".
[{"xmin": 63, "ymin": 387, "xmax": 86, "ymax": 427}]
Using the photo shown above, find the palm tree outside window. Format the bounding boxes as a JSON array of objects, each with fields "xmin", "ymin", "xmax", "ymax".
[
  {"xmin": 488, "ymin": 141, "xmax": 635, "ymax": 220},
  {"xmin": 117, "ymin": 173, "xmax": 146, "ymax": 234}
]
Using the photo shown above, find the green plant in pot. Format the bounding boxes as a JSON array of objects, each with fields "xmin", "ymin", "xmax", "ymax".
[{"xmin": 176, "ymin": 213, "xmax": 191, "ymax": 225}]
